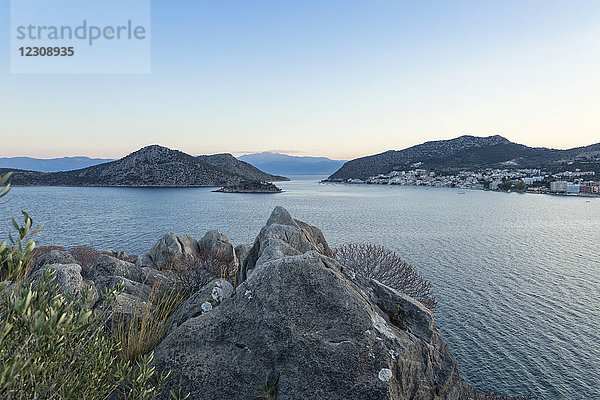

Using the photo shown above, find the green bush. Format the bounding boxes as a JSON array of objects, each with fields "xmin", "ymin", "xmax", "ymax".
[{"xmin": 0, "ymin": 173, "xmax": 184, "ymax": 399}]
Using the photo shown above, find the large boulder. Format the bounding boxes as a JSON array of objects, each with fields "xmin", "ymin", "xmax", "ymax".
[
  {"xmin": 167, "ymin": 278, "xmax": 234, "ymax": 333},
  {"xmin": 198, "ymin": 230, "xmax": 236, "ymax": 264},
  {"xmin": 90, "ymin": 254, "xmax": 144, "ymax": 282},
  {"xmin": 31, "ymin": 250, "xmax": 79, "ymax": 272},
  {"xmin": 93, "ymin": 275, "xmax": 155, "ymax": 324},
  {"xmin": 155, "ymin": 207, "xmax": 463, "ymax": 400},
  {"xmin": 94, "ymin": 275, "xmax": 153, "ymax": 300},
  {"xmin": 149, "ymin": 233, "xmax": 200, "ymax": 269},
  {"xmin": 30, "ymin": 263, "xmax": 84, "ymax": 294},
  {"xmin": 135, "ymin": 253, "xmax": 158, "ymax": 269},
  {"xmin": 140, "ymin": 267, "xmax": 180, "ymax": 288},
  {"xmin": 29, "ymin": 263, "xmax": 98, "ymax": 305},
  {"xmin": 178, "ymin": 234, "xmax": 200, "ymax": 258},
  {"xmin": 149, "ymin": 232, "xmax": 183, "ymax": 269},
  {"xmin": 239, "ymin": 206, "xmax": 330, "ymax": 281}
]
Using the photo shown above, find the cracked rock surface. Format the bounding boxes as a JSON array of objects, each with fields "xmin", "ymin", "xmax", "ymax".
[{"xmin": 154, "ymin": 207, "xmax": 464, "ymax": 399}]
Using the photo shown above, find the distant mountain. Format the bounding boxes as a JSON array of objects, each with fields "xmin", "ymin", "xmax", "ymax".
[
  {"xmin": 1, "ymin": 145, "xmax": 287, "ymax": 187},
  {"xmin": 0, "ymin": 156, "xmax": 114, "ymax": 172},
  {"xmin": 327, "ymin": 135, "xmax": 600, "ymax": 181},
  {"xmin": 238, "ymin": 152, "xmax": 346, "ymax": 175},
  {"xmin": 197, "ymin": 153, "xmax": 288, "ymax": 182}
]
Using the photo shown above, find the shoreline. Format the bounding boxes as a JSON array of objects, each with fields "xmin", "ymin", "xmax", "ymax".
[{"xmin": 321, "ymin": 180, "xmax": 600, "ymax": 198}]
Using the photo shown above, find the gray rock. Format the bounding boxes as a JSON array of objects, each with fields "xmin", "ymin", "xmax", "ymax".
[
  {"xmin": 93, "ymin": 275, "xmax": 154, "ymax": 324},
  {"xmin": 178, "ymin": 234, "xmax": 200, "ymax": 258},
  {"xmin": 266, "ymin": 205, "xmax": 298, "ymax": 227},
  {"xmin": 294, "ymin": 218, "xmax": 333, "ymax": 257},
  {"xmin": 31, "ymin": 250, "xmax": 79, "ymax": 272},
  {"xmin": 149, "ymin": 232, "xmax": 182, "ymax": 269},
  {"xmin": 94, "ymin": 275, "xmax": 153, "ymax": 300},
  {"xmin": 234, "ymin": 244, "xmax": 250, "ymax": 267},
  {"xmin": 155, "ymin": 207, "xmax": 463, "ymax": 400},
  {"xmin": 135, "ymin": 253, "xmax": 158, "ymax": 269},
  {"xmin": 29, "ymin": 263, "xmax": 98, "ymax": 305},
  {"xmin": 140, "ymin": 267, "xmax": 180, "ymax": 288},
  {"xmin": 348, "ymin": 271, "xmax": 436, "ymax": 343},
  {"xmin": 167, "ymin": 278, "xmax": 234, "ymax": 333},
  {"xmin": 30, "ymin": 263, "xmax": 84, "ymax": 294},
  {"xmin": 91, "ymin": 254, "xmax": 144, "ymax": 283},
  {"xmin": 104, "ymin": 249, "xmax": 129, "ymax": 260},
  {"xmin": 110, "ymin": 292, "xmax": 150, "ymax": 323},
  {"xmin": 148, "ymin": 233, "xmax": 201, "ymax": 269},
  {"xmin": 198, "ymin": 230, "xmax": 236, "ymax": 264},
  {"xmin": 240, "ymin": 207, "xmax": 329, "ymax": 282}
]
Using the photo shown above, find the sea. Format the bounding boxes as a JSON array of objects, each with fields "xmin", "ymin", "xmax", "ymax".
[{"xmin": 1, "ymin": 175, "xmax": 598, "ymax": 399}]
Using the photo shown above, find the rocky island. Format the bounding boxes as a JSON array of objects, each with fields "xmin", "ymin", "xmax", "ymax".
[
  {"xmin": 214, "ymin": 180, "xmax": 283, "ymax": 193},
  {"xmin": 0, "ymin": 145, "xmax": 289, "ymax": 187}
]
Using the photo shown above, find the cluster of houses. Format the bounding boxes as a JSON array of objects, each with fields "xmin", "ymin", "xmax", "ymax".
[{"xmin": 346, "ymin": 168, "xmax": 600, "ymax": 196}]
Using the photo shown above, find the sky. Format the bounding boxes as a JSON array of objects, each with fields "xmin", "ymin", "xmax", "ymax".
[{"xmin": 1, "ymin": 1, "xmax": 599, "ymax": 160}]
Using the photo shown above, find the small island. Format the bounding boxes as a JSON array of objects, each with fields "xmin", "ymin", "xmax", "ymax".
[{"xmin": 214, "ymin": 180, "xmax": 283, "ymax": 193}]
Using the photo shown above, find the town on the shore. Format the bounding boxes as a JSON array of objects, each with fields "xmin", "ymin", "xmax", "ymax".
[{"xmin": 345, "ymin": 164, "xmax": 599, "ymax": 196}]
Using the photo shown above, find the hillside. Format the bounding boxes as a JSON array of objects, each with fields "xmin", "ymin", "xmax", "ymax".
[
  {"xmin": 197, "ymin": 153, "xmax": 288, "ymax": 181},
  {"xmin": 1, "ymin": 145, "xmax": 287, "ymax": 187},
  {"xmin": 327, "ymin": 135, "xmax": 600, "ymax": 181},
  {"xmin": 0, "ymin": 156, "xmax": 115, "ymax": 172},
  {"xmin": 238, "ymin": 152, "xmax": 345, "ymax": 175}
]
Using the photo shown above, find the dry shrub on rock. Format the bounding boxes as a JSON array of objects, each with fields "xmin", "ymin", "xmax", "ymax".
[
  {"xmin": 333, "ymin": 243, "xmax": 437, "ymax": 311},
  {"xmin": 163, "ymin": 249, "xmax": 238, "ymax": 295},
  {"xmin": 461, "ymin": 384, "xmax": 535, "ymax": 400},
  {"xmin": 30, "ymin": 245, "xmax": 67, "ymax": 259},
  {"xmin": 69, "ymin": 245, "xmax": 101, "ymax": 268}
]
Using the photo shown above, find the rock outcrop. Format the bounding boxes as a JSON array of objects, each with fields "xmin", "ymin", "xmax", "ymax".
[
  {"xmin": 30, "ymin": 250, "xmax": 79, "ymax": 272},
  {"xmin": 149, "ymin": 232, "xmax": 189, "ymax": 269},
  {"xmin": 167, "ymin": 278, "xmax": 234, "ymax": 334},
  {"xmin": 198, "ymin": 230, "xmax": 236, "ymax": 264},
  {"xmin": 25, "ymin": 206, "xmax": 466, "ymax": 399},
  {"xmin": 29, "ymin": 263, "xmax": 98, "ymax": 305},
  {"xmin": 90, "ymin": 254, "xmax": 144, "ymax": 282},
  {"xmin": 154, "ymin": 207, "xmax": 464, "ymax": 400}
]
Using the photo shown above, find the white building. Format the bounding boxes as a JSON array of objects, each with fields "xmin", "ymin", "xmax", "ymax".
[
  {"xmin": 523, "ymin": 177, "xmax": 544, "ymax": 185},
  {"xmin": 550, "ymin": 181, "xmax": 568, "ymax": 193},
  {"xmin": 567, "ymin": 184, "xmax": 580, "ymax": 194}
]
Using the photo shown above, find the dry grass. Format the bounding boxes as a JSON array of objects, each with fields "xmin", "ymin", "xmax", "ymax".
[{"xmin": 112, "ymin": 281, "xmax": 184, "ymax": 362}]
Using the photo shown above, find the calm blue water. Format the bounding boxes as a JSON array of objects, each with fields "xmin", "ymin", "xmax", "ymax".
[{"xmin": 1, "ymin": 176, "xmax": 599, "ymax": 399}]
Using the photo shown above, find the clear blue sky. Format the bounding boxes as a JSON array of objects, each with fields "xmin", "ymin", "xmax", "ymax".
[{"xmin": 1, "ymin": 1, "xmax": 599, "ymax": 159}]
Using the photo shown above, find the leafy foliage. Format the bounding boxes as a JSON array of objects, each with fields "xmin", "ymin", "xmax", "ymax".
[
  {"xmin": 0, "ymin": 211, "xmax": 42, "ymax": 281},
  {"xmin": 0, "ymin": 173, "xmax": 184, "ymax": 399}
]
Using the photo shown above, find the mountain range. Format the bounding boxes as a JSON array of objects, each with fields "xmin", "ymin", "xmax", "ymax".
[
  {"xmin": 1, "ymin": 145, "xmax": 288, "ymax": 187},
  {"xmin": 238, "ymin": 152, "xmax": 345, "ymax": 175},
  {"xmin": 327, "ymin": 135, "xmax": 600, "ymax": 181},
  {"xmin": 0, "ymin": 156, "xmax": 114, "ymax": 172}
]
